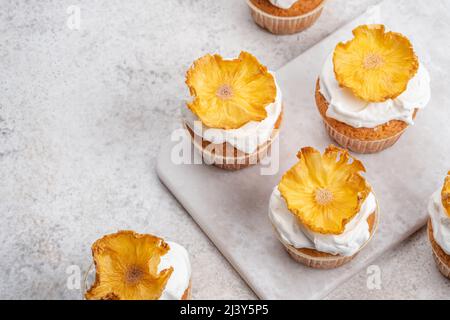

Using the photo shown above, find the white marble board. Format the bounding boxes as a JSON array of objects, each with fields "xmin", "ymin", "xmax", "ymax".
[{"xmin": 157, "ymin": 0, "xmax": 450, "ymax": 299}]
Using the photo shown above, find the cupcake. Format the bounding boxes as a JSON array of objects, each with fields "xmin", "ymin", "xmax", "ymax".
[
  {"xmin": 183, "ymin": 51, "xmax": 283, "ymax": 170},
  {"xmin": 84, "ymin": 231, "xmax": 192, "ymax": 300},
  {"xmin": 428, "ymin": 172, "xmax": 450, "ymax": 279},
  {"xmin": 247, "ymin": 0, "xmax": 325, "ymax": 35},
  {"xmin": 269, "ymin": 145, "xmax": 379, "ymax": 269},
  {"xmin": 316, "ymin": 24, "xmax": 431, "ymax": 153}
]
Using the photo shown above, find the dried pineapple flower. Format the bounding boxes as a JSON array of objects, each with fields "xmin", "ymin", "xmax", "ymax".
[
  {"xmin": 186, "ymin": 51, "xmax": 276, "ymax": 129},
  {"xmin": 85, "ymin": 231, "xmax": 173, "ymax": 300},
  {"xmin": 442, "ymin": 171, "xmax": 450, "ymax": 217},
  {"xmin": 333, "ymin": 24, "xmax": 419, "ymax": 102},
  {"xmin": 278, "ymin": 145, "xmax": 371, "ymax": 235}
]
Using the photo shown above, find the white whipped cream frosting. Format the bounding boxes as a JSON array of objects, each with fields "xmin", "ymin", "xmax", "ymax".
[
  {"xmin": 268, "ymin": 0, "xmax": 298, "ymax": 9},
  {"xmin": 319, "ymin": 53, "xmax": 431, "ymax": 128},
  {"xmin": 428, "ymin": 190, "xmax": 450, "ymax": 255},
  {"xmin": 158, "ymin": 241, "xmax": 191, "ymax": 300},
  {"xmin": 183, "ymin": 73, "xmax": 282, "ymax": 154},
  {"xmin": 269, "ymin": 187, "xmax": 377, "ymax": 256}
]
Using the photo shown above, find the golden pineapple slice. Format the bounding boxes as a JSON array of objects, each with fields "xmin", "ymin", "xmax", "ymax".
[
  {"xmin": 186, "ymin": 51, "xmax": 276, "ymax": 129},
  {"xmin": 442, "ymin": 171, "xmax": 450, "ymax": 217},
  {"xmin": 333, "ymin": 24, "xmax": 419, "ymax": 102},
  {"xmin": 278, "ymin": 145, "xmax": 371, "ymax": 235},
  {"xmin": 85, "ymin": 231, "xmax": 173, "ymax": 300}
]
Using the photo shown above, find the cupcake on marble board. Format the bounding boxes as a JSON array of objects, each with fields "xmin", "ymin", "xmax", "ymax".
[
  {"xmin": 269, "ymin": 145, "xmax": 379, "ymax": 269},
  {"xmin": 428, "ymin": 171, "xmax": 450, "ymax": 279},
  {"xmin": 84, "ymin": 231, "xmax": 191, "ymax": 300},
  {"xmin": 316, "ymin": 24, "xmax": 431, "ymax": 153},
  {"xmin": 247, "ymin": 0, "xmax": 326, "ymax": 35},
  {"xmin": 183, "ymin": 51, "xmax": 283, "ymax": 170}
]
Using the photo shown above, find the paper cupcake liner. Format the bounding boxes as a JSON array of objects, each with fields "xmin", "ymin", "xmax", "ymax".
[
  {"xmin": 246, "ymin": 0, "xmax": 325, "ymax": 35},
  {"xmin": 324, "ymin": 120, "xmax": 406, "ymax": 154},
  {"xmin": 432, "ymin": 250, "xmax": 450, "ymax": 279},
  {"xmin": 283, "ymin": 243, "xmax": 355, "ymax": 269},
  {"xmin": 186, "ymin": 122, "xmax": 279, "ymax": 170},
  {"xmin": 427, "ymin": 219, "xmax": 450, "ymax": 279},
  {"xmin": 273, "ymin": 206, "xmax": 379, "ymax": 269}
]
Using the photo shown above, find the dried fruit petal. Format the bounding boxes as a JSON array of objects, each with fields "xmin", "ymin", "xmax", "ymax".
[
  {"xmin": 186, "ymin": 51, "xmax": 276, "ymax": 129},
  {"xmin": 333, "ymin": 24, "xmax": 418, "ymax": 102},
  {"xmin": 278, "ymin": 145, "xmax": 371, "ymax": 235}
]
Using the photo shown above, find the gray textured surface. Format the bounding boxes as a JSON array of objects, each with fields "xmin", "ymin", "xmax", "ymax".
[{"xmin": 1, "ymin": 0, "xmax": 448, "ymax": 300}]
